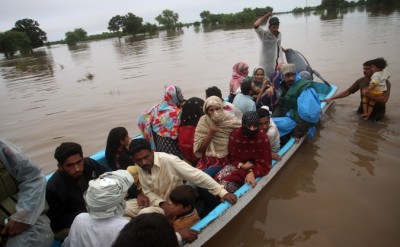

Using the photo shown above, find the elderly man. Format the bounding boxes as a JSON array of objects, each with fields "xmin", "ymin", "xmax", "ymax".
[
  {"xmin": 273, "ymin": 64, "xmax": 320, "ymax": 143},
  {"xmin": 254, "ymin": 12, "xmax": 287, "ymax": 79},
  {"xmin": 0, "ymin": 139, "xmax": 53, "ymax": 247},
  {"xmin": 63, "ymin": 170, "xmax": 133, "ymax": 247}
]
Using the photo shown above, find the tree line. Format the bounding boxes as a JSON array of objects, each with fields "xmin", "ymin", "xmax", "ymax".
[{"xmin": 1, "ymin": 0, "xmax": 398, "ymax": 58}]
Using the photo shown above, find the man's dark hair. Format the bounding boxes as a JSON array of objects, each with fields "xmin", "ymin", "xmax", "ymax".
[
  {"xmin": 128, "ymin": 138, "xmax": 152, "ymax": 156},
  {"xmin": 169, "ymin": 185, "xmax": 196, "ymax": 208},
  {"xmin": 112, "ymin": 213, "xmax": 179, "ymax": 247},
  {"xmin": 54, "ymin": 142, "xmax": 83, "ymax": 165},
  {"xmin": 257, "ymin": 107, "xmax": 270, "ymax": 119},
  {"xmin": 241, "ymin": 77, "xmax": 252, "ymax": 95},
  {"xmin": 205, "ymin": 86, "xmax": 223, "ymax": 100},
  {"xmin": 363, "ymin": 60, "xmax": 372, "ymax": 66},
  {"xmin": 369, "ymin": 57, "xmax": 388, "ymax": 70}
]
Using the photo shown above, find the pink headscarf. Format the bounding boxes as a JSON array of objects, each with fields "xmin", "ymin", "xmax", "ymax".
[{"xmin": 229, "ymin": 62, "xmax": 249, "ymax": 94}]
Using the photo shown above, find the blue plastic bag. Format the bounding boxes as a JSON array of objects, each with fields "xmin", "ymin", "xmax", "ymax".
[{"xmin": 297, "ymin": 87, "xmax": 321, "ymax": 124}]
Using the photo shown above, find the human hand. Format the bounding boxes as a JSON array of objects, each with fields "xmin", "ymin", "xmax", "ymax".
[
  {"xmin": 245, "ymin": 171, "xmax": 257, "ymax": 188},
  {"xmin": 221, "ymin": 193, "xmax": 237, "ymax": 204},
  {"xmin": 272, "ymin": 152, "xmax": 282, "ymax": 161},
  {"xmin": 209, "ymin": 123, "xmax": 218, "ymax": 135},
  {"xmin": 137, "ymin": 193, "xmax": 150, "ymax": 208},
  {"xmin": 160, "ymin": 201, "xmax": 174, "ymax": 220},
  {"xmin": 178, "ymin": 228, "xmax": 199, "ymax": 243},
  {"xmin": 321, "ymin": 97, "xmax": 331, "ymax": 103},
  {"xmin": 241, "ymin": 161, "xmax": 254, "ymax": 170},
  {"xmin": 1, "ymin": 219, "xmax": 29, "ymax": 236}
]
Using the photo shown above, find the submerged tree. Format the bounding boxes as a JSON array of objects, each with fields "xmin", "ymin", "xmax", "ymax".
[
  {"xmin": 108, "ymin": 15, "xmax": 125, "ymax": 37},
  {"xmin": 12, "ymin": 18, "xmax": 47, "ymax": 50},
  {"xmin": 64, "ymin": 28, "xmax": 87, "ymax": 45},
  {"xmin": 155, "ymin": 9, "xmax": 179, "ymax": 30},
  {"xmin": 0, "ymin": 30, "xmax": 31, "ymax": 58},
  {"xmin": 123, "ymin": 13, "xmax": 143, "ymax": 34}
]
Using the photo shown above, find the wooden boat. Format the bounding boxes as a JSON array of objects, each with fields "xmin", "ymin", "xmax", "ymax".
[
  {"xmin": 49, "ymin": 81, "xmax": 337, "ymax": 247},
  {"xmin": 184, "ymin": 81, "xmax": 338, "ymax": 246}
]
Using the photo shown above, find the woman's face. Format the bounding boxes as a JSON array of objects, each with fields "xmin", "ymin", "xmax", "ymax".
[
  {"xmin": 207, "ymin": 106, "xmax": 221, "ymax": 116},
  {"xmin": 120, "ymin": 135, "xmax": 130, "ymax": 146},
  {"xmin": 254, "ymin": 69, "xmax": 265, "ymax": 82}
]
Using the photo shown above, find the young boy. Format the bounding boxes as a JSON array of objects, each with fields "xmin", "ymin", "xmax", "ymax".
[
  {"xmin": 169, "ymin": 185, "xmax": 200, "ymax": 232},
  {"xmin": 361, "ymin": 58, "xmax": 389, "ymax": 120}
]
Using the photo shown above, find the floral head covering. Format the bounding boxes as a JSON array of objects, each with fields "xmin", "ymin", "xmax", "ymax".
[{"xmin": 138, "ymin": 85, "xmax": 183, "ymax": 149}]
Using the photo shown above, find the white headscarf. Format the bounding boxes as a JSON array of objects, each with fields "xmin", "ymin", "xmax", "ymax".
[{"xmin": 85, "ymin": 170, "xmax": 134, "ymax": 219}]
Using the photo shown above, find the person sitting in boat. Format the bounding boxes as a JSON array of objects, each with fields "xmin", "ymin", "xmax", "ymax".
[
  {"xmin": 63, "ymin": 170, "xmax": 133, "ymax": 247},
  {"xmin": 322, "ymin": 60, "xmax": 391, "ymax": 122},
  {"xmin": 0, "ymin": 139, "xmax": 53, "ymax": 246},
  {"xmin": 169, "ymin": 185, "xmax": 200, "ymax": 232},
  {"xmin": 215, "ymin": 111, "xmax": 272, "ymax": 193},
  {"xmin": 105, "ymin": 127, "xmax": 133, "ymax": 170},
  {"xmin": 105, "ymin": 127, "xmax": 149, "ymax": 204},
  {"xmin": 205, "ymin": 86, "xmax": 242, "ymax": 119},
  {"xmin": 253, "ymin": 66, "xmax": 279, "ymax": 112},
  {"xmin": 228, "ymin": 62, "xmax": 249, "ymax": 103},
  {"xmin": 113, "ymin": 213, "xmax": 180, "ymax": 247},
  {"xmin": 257, "ymin": 106, "xmax": 281, "ymax": 161},
  {"xmin": 272, "ymin": 64, "xmax": 321, "ymax": 143},
  {"xmin": 177, "ymin": 97, "xmax": 205, "ymax": 166},
  {"xmin": 138, "ymin": 85, "xmax": 185, "ymax": 159},
  {"xmin": 194, "ymin": 96, "xmax": 241, "ymax": 177},
  {"xmin": 124, "ymin": 138, "xmax": 237, "ymax": 243},
  {"xmin": 46, "ymin": 142, "xmax": 108, "ymax": 241},
  {"xmin": 232, "ymin": 77, "xmax": 257, "ymax": 114}
]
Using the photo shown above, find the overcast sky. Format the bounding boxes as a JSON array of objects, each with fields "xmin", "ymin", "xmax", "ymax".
[{"xmin": 0, "ymin": 0, "xmax": 321, "ymax": 41}]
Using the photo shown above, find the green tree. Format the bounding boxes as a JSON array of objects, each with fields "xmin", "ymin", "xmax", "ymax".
[
  {"xmin": 12, "ymin": 18, "xmax": 47, "ymax": 50},
  {"xmin": 0, "ymin": 30, "xmax": 31, "ymax": 58},
  {"xmin": 123, "ymin": 13, "xmax": 143, "ymax": 34},
  {"xmin": 65, "ymin": 31, "xmax": 79, "ymax": 45},
  {"xmin": 142, "ymin": 22, "xmax": 158, "ymax": 34},
  {"xmin": 108, "ymin": 15, "xmax": 125, "ymax": 37},
  {"xmin": 155, "ymin": 9, "xmax": 179, "ymax": 30},
  {"xmin": 74, "ymin": 28, "xmax": 87, "ymax": 40},
  {"xmin": 64, "ymin": 28, "xmax": 88, "ymax": 46}
]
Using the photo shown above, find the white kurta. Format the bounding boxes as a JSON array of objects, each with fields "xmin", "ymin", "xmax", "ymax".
[
  {"xmin": 63, "ymin": 213, "xmax": 129, "ymax": 247},
  {"xmin": 255, "ymin": 26, "xmax": 286, "ymax": 79}
]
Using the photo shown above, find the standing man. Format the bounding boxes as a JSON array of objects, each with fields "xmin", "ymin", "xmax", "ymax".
[
  {"xmin": 0, "ymin": 139, "xmax": 53, "ymax": 247},
  {"xmin": 254, "ymin": 12, "xmax": 287, "ymax": 79},
  {"xmin": 323, "ymin": 60, "xmax": 391, "ymax": 121},
  {"xmin": 46, "ymin": 142, "xmax": 108, "ymax": 241}
]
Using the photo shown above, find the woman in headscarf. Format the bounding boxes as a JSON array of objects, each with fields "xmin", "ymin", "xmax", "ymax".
[
  {"xmin": 177, "ymin": 97, "xmax": 205, "ymax": 165},
  {"xmin": 105, "ymin": 127, "xmax": 132, "ymax": 170},
  {"xmin": 229, "ymin": 62, "xmax": 249, "ymax": 102},
  {"xmin": 253, "ymin": 66, "xmax": 279, "ymax": 111},
  {"xmin": 193, "ymin": 96, "xmax": 241, "ymax": 177},
  {"xmin": 215, "ymin": 111, "xmax": 272, "ymax": 193},
  {"xmin": 138, "ymin": 85, "xmax": 185, "ymax": 158}
]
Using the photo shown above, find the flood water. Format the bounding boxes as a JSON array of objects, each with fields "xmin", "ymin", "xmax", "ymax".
[{"xmin": 1, "ymin": 8, "xmax": 400, "ymax": 246}]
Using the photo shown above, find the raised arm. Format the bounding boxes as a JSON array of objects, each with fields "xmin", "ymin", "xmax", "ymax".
[{"xmin": 254, "ymin": 12, "xmax": 273, "ymax": 29}]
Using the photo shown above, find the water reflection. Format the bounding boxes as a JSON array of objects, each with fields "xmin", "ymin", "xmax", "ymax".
[
  {"xmin": 67, "ymin": 43, "xmax": 91, "ymax": 66},
  {"xmin": 0, "ymin": 49, "xmax": 57, "ymax": 94},
  {"xmin": 349, "ymin": 121, "xmax": 389, "ymax": 176}
]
